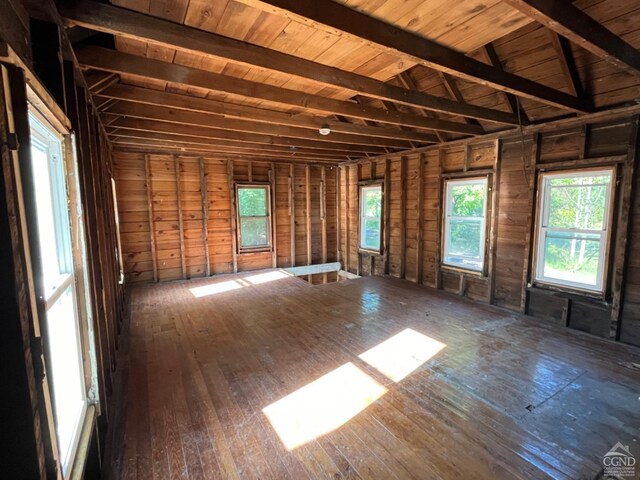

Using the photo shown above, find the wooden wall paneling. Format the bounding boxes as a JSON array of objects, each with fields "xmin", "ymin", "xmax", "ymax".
[
  {"xmin": 144, "ymin": 154, "xmax": 158, "ymax": 282},
  {"xmin": 336, "ymin": 165, "xmax": 341, "ymax": 265},
  {"xmin": 345, "ymin": 165, "xmax": 351, "ymax": 272},
  {"xmin": 612, "ymin": 116, "xmax": 639, "ymax": 340},
  {"xmin": 305, "ymin": 164, "xmax": 311, "ymax": 281},
  {"xmin": 383, "ymin": 158, "xmax": 391, "ymax": 275},
  {"xmin": 289, "ymin": 163, "xmax": 295, "ymax": 267},
  {"xmin": 270, "ymin": 162, "xmax": 277, "ymax": 268},
  {"xmin": 488, "ymin": 139, "xmax": 503, "ymax": 304},
  {"xmin": 416, "ymin": 153, "xmax": 425, "ymax": 284},
  {"xmin": 435, "ymin": 149, "xmax": 444, "ymax": 289},
  {"xmin": 227, "ymin": 159, "xmax": 238, "ymax": 273},
  {"xmin": 521, "ymin": 133, "xmax": 541, "ymax": 312},
  {"xmin": 400, "ymin": 155, "xmax": 407, "ymax": 279},
  {"xmin": 174, "ymin": 156, "xmax": 186, "ymax": 279},
  {"xmin": 321, "ymin": 166, "xmax": 327, "ymax": 282},
  {"xmin": 356, "ymin": 163, "xmax": 362, "ymax": 276},
  {"xmin": 199, "ymin": 158, "xmax": 210, "ymax": 276}
]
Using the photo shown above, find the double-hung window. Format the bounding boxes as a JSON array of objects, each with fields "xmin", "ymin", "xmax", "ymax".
[
  {"xmin": 443, "ymin": 177, "xmax": 488, "ymax": 272},
  {"xmin": 236, "ymin": 184, "xmax": 272, "ymax": 251},
  {"xmin": 29, "ymin": 111, "xmax": 88, "ymax": 476},
  {"xmin": 534, "ymin": 168, "xmax": 614, "ymax": 292},
  {"xmin": 360, "ymin": 184, "xmax": 383, "ymax": 252}
]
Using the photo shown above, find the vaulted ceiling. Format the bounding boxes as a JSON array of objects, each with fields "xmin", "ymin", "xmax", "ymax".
[{"xmin": 61, "ymin": 0, "xmax": 640, "ymax": 163}]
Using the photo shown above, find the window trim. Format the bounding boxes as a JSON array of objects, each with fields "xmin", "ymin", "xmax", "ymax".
[
  {"xmin": 442, "ymin": 176, "xmax": 489, "ymax": 274},
  {"xmin": 532, "ymin": 166, "xmax": 616, "ymax": 295},
  {"xmin": 358, "ymin": 182, "xmax": 384, "ymax": 254},
  {"xmin": 234, "ymin": 183, "xmax": 273, "ymax": 253}
]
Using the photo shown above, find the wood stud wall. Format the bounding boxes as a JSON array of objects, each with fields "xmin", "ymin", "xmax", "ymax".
[
  {"xmin": 339, "ymin": 118, "xmax": 640, "ymax": 346},
  {"xmin": 114, "ymin": 154, "xmax": 338, "ymax": 283}
]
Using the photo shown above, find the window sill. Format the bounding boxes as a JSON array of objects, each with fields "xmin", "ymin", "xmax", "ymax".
[
  {"xmin": 69, "ymin": 404, "xmax": 96, "ymax": 480},
  {"xmin": 441, "ymin": 264, "xmax": 486, "ymax": 278},
  {"xmin": 528, "ymin": 282, "xmax": 607, "ymax": 303},
  {"xmin": 238, "ymin": 248, "xmax": 272, "ymax": 255},
  {"xmin": 358, "ymin": 248, "xmax": 383, "ymax": 256}
]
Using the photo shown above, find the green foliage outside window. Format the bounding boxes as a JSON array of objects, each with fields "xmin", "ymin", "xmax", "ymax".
[
  {"xmin": 237, "ymin": 187, "xmax": 269, "ymax": 248},
  {"xmin": 361, "ymin": 186, "xmax": 382, "ymax": 250}
]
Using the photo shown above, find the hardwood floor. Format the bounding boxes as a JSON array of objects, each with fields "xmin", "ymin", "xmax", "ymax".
[{"xmin": 106, "ymin": 273, "xmax": 640, "ymax": 480}]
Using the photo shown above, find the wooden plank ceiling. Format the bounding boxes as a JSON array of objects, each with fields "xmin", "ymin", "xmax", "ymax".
[{"xmin": 62, "ymin": 0, "xmax": 640, "ymax": 162}]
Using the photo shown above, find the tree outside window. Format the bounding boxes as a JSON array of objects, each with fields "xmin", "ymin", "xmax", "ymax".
[
  {"xmin": 360, "ymin": 184, "xmax": 383, "ymax": 251},
  {"xmin": 535, "ymin": 168, "xmax": 613, "ymax": 292},
  {"xmin": 236, "ymin": 185, "xmax": 271, "ymax": 250},
  {"xmin": 443, "ymin": 177, "xmax": 488, "ymax": 272}
]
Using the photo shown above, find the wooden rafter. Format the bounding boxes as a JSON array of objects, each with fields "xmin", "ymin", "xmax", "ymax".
[
  {"xmin": 96, "ymin": 84, "xmax": 438, "ymax": 144},
  {"xmin": 503, "ymin": 0, "xmax": 640, "ymax": 76},
  {"xmin": 483, "ymin": 43, "xmax": 529, "ymax": 125},
  {"xmin": 438, "ymin": 73, "xmax": 483, "ymax": 129},
  {"xmin": 77, "ymin": 46, "xmax": 485, "ymax": 135},
  {"xmin": 103, "ymin": 101, "xmax": 414, "ymax": 149},
  {"xmin": 396, "ymin": 71, "xmax": 447, "ymax": 143},
  {"xmin": 62, "ymin": 0, "xmax": 522, "ymax": 126},
  {"xmin": 238, "ymin": 0, "xmax": 592, "ymax": 112},
  {"xmin": 105, "ymin": 117, "xmax": 385, "ymax": 154},
  {"xmin": 549, "ymin": 32, "xmax": 585, "ymax": 99}
]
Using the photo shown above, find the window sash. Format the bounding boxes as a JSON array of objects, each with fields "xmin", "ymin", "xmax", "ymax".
[
  {"xmin": 534, "ymin": 168, "xmax": 614, "ymax": 292},
  {"xmin": 442, "ymin": 177, "xmax": 488, "ymax": 272},
  {"xmin": 359, "ymin": 184, "xmax": 383, "ymax": 251},
  {"xmin": 236, "ymin": 185, "xmax": 271, "ymax": 251}
]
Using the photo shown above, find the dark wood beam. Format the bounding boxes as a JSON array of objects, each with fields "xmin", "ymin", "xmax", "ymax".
[
  {"xmin": 61, "ymin": 0, "xmax": 522, "ymax": 125},
  {"xmin": 483, "ymin": 44, "xmax": 529, "ymax": 125},
  {"xmin": 104, "ymin": 101, "xmax": 414, "ymax": 149},
  {"xmin": 96, "ymin": 83, "xmax": 438, "ymax": 144},
  {"xmin": 242, "ymin": 0, "xmax": 592, "ymax": 112},
  {"xmin": 76, "ymin": 46, "xmax": 485, "ymax": 135},
  {"xmin": 105, "ymin": 117, "xmax": 386, "ymax": 154},
  {"xmin": 110, "ymin": 137, "xmax": 345, "ymax": 161},
  {"xmin": 503, "ymin": 0, "xmax": 640, "ymax": 76},
  {"xmin": 549, "ymin": 32, "xmax": 585, "ymax": 99},
  {"xmin": 397, "ymin": 71, "xmax": 447, "ymax": 143},
  {"xmin": 107, "ymin": 128, "xmax": 366, "ymax": 158}
]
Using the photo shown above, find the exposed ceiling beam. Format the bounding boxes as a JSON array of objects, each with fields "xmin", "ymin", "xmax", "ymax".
[
  {"xmin": 108, "ymin": 128, "xmax": 352, "ymax": 158},
  {"xmin": 96, "ymin": 84, "xmax": 438, "ymax": 144},
  {"xmin": 438, "ymin": 73, "xmax": 483, "ymax": 129},
  {"xmin": 104, "ymin": 101, "xmax": 415, "ymax": 149},
  {"xmin": 112, "ymin": 145, "xmax": 340, "ymax": 165},
  {"xmin": 110, "ymin": 137, "xmax": 345, "ymax": 161},
  {"xmin": 62, "ymin": 0, "xmax": 522, "ymax": 125},
  {"xmin": 77, "ymin": 46, "xmax": 484, "ymax": 136},
  {"xmin": 105, "ymin": 117, "xmax": 385, "ymax": 155},
  {"xmin": 502, "ymin": 0, "xmax": 640, "ymax": 76},
  {"xmin": 549, "ymin": 32, "xmax": 585, "ymax": 99},
  {"xmin": 396, "ymin": 72, "xmax": 447, "ymax": 143},
  {"xmin": 483, "ymin": 44, "xmax": 528, "ymax": 125},
  {"xmin": 236, "ymin": 0, "xmax": 592, "ymax": 112}
]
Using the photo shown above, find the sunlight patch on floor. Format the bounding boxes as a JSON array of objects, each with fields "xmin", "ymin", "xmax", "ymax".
[
  {"xmin": 358, "ymin": 328, "xmax": 446, "ymax": 382},
  {"xmin": 244, "ymin": 270, "xmax": 293, "ymax": 285},
  {"xmin": 189, "ymin": 280, "xmax": 242, "ymax": 298},
  {"xmin": 262, "ymin": 362, "xmax": 387, "ymax": 450}
]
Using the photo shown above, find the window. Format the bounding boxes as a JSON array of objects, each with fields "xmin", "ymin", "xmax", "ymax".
[
  {"xmin": 29, "ymin": 111, "xmax": 87, "ymax": 476},
  {"xmin": 360, "ymin": 184, "xmax": 383, "ymax": 251},
  {"xmin": 236, "ymin": 184, "xmax": 271, "ymax": 251},
  {"xmin": 534, "ymin": 168, "xmax": 614, "ymax": 292},
  {"xmin": 443, "ymin": 177, "xmax": 488, "ymax": 272}
]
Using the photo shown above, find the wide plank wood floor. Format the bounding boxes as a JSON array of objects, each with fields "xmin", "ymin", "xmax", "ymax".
[{"xmin": 106, "ymin": 273, "xmax": 640, "ymax": 480}]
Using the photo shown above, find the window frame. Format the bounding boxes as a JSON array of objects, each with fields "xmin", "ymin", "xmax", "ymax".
[
  {"xmin": 358, "ymin": 182, "xmax": 384, "ymax": 254},
  {"xmin": 441, "ymin": 176, "xmax": 489, "ymax": 274},
  {"xmin": 235, "ymin": 183, "xmax": 273, "ymax": 253},
  {"xmin": 532, "ymin": 166, "xmax": 616, "ymax": 294}
]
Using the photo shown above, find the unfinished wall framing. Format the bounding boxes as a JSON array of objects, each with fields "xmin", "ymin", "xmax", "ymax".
[
  {"xmin": 114, "ymin": 153, "xmax": 339, "ymax": 284},
  {"xmin": 339, "ymin": 115, "xmax": 640, "ymax": 346}
]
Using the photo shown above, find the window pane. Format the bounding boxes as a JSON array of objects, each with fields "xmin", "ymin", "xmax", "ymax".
[
  {"xmin": 445, "ymin": 218, "xmax": 483, "ymax": 270},
  {"xmin": 46, "ymin": 286, "xmax": 86, "ymax": 470},
  {"xmin": 363, "ymin": 218, "xmax": 381, "ymax": 250},
  {"xmin": 547, "ymin": 180, "xmax": 608, "ymax": 230},
  {"xmin": 542, "ymin": 231, "xmax": 601, "ymax": 287},
  {"xmin": 240, "ymin": 217, "xmax": 269, "ymax": 247},
  {"xmin": 238, "ymin": 188, "xmax": 267, "ymax": 216},
  {"xmin": 450, "ymin": 183, "xmax": 485, "ymax": 217},
  {"xmin": 364, "ymin": 188, "xmax": 382, "ymax": 217}
]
